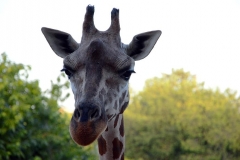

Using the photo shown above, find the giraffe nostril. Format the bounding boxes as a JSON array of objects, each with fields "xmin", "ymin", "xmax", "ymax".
[
  {"xmin": 75, "ymin": 103, "xmax": 102, "ymax": 122},
  {"xmin": 73, "ymin": 109, "xmax": 81, "ymax": 121},
  {"xmin": 90, "ymin": 108, "xmax": 100, "ymax": 120}
]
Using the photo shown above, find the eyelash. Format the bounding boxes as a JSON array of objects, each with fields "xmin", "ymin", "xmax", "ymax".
[
  {"xmin": 121, "ymin": 70, "xmax": 135, "ymax": 81},
  {"xmin": 61, "ymin": 68, "xmax": 73, "ymax": 79}
]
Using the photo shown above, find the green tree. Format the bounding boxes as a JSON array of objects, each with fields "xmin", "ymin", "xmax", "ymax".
[
  {"xmin": 125, "ymin": 69, "xmax": 240, "ymax": 160},
  {"xmin": 0, "ymin": 53, "xmax": 96, "ymax": 160}
]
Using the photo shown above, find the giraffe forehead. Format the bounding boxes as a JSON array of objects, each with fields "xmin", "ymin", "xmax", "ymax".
[{"xmin": 63, "ymin": 44, "xmax": 134, "ymax": 71}]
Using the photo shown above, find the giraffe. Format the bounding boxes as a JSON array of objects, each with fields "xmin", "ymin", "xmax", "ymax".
[{"xmin": 41, "ymin": 5, "xmax": 161, "ymax": 160}]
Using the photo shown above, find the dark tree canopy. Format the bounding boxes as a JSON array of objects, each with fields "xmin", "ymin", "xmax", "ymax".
[{"xmin": 0, "ymin": 53, "xmax": 96, "ymax": 160}]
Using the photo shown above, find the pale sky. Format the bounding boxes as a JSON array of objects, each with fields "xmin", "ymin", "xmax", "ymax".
[{"xmin": 1, "ymin": 0, "xmax": 240, "ymax": 112}]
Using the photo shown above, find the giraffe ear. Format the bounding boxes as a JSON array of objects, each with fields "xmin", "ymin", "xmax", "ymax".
[
  {"xmin": 41, "ymin": 27, "xmax": 79, "ymax": 58},
  {"xmin": 125, "ymin": 30, "xmax": 161, "ymax": 61}
]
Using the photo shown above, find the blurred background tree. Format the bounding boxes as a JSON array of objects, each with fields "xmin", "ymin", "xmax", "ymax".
[
  {"xmin": 125, "ymin": 69, "xmax": 240, "ymax": 160},
  {"xmin": 0, "ymin": 53, "xmax": 96, "ymax": 160},
  {"xmin": 2, "ymin": 52, "xmax": 240, "ymax": 160}
]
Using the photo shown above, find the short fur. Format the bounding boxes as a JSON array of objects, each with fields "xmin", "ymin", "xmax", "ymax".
[{"xmin": 42, "ymin": 5, "xmax": 161, "ymax": 160}]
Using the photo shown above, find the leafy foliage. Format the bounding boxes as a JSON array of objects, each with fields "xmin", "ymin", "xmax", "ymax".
[
  {"xmin": 125, "ymin": 69, "xmax": 240, "ymax": 160},
  {"xmin": 0, "ymin": 53, "xmax": 96, "ymax": 160}
]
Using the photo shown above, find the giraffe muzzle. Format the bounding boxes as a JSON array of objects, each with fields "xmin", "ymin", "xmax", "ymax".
[{"xmin": 69, "ymin": 102, "xmax": 108, "ymax": 146}]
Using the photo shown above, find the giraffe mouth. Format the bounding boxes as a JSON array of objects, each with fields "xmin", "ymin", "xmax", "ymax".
[{"xmin": 69, "ymin": 113, "xmax": 107, "ymax": 146}]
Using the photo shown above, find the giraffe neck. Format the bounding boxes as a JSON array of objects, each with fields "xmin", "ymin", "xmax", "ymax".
[{"xmin": 98, "ymin": 114, "xmax": 125, "ymax": 160}]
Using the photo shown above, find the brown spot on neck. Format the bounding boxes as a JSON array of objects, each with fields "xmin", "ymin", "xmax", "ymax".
[
  {"xmin": 114, "ymin": 114, "xmax": 120, "ymax": 128},
  {"xmin": 112, "ymin": 138, "xmax": 123, "ymax": 159},
  {"xmin": 98, "ymin": 135, "xmax": 107, "ymax": 155},
  {"xmin": 120, "ymin": 153, "xmax": 124, "ymax": 160},
  {"xmin": 120, "ymin": 101, "xmax": 129, "ymax": 114},
  {"xmin": 119, "ymin": 116, "xmax": 124, "ymax": 137}
]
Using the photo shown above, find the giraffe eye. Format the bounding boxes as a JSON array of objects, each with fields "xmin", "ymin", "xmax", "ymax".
[
  {"xmin": 61, "ymin": 68, "xmax": 73, "ymax": 79},
  {"xmin": 121, "ymin": 70, "xmax": 135, "ymax": 81}
]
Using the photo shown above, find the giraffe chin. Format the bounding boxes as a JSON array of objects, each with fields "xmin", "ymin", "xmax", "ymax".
[{"xmin": 69, "ymin": 117, "xmax": 107, "ymax": 146}]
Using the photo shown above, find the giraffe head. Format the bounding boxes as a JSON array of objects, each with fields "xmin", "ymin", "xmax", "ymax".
[{"xmin": 42, "ymin": 5, "xmax": 161, "ymax": 146}]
